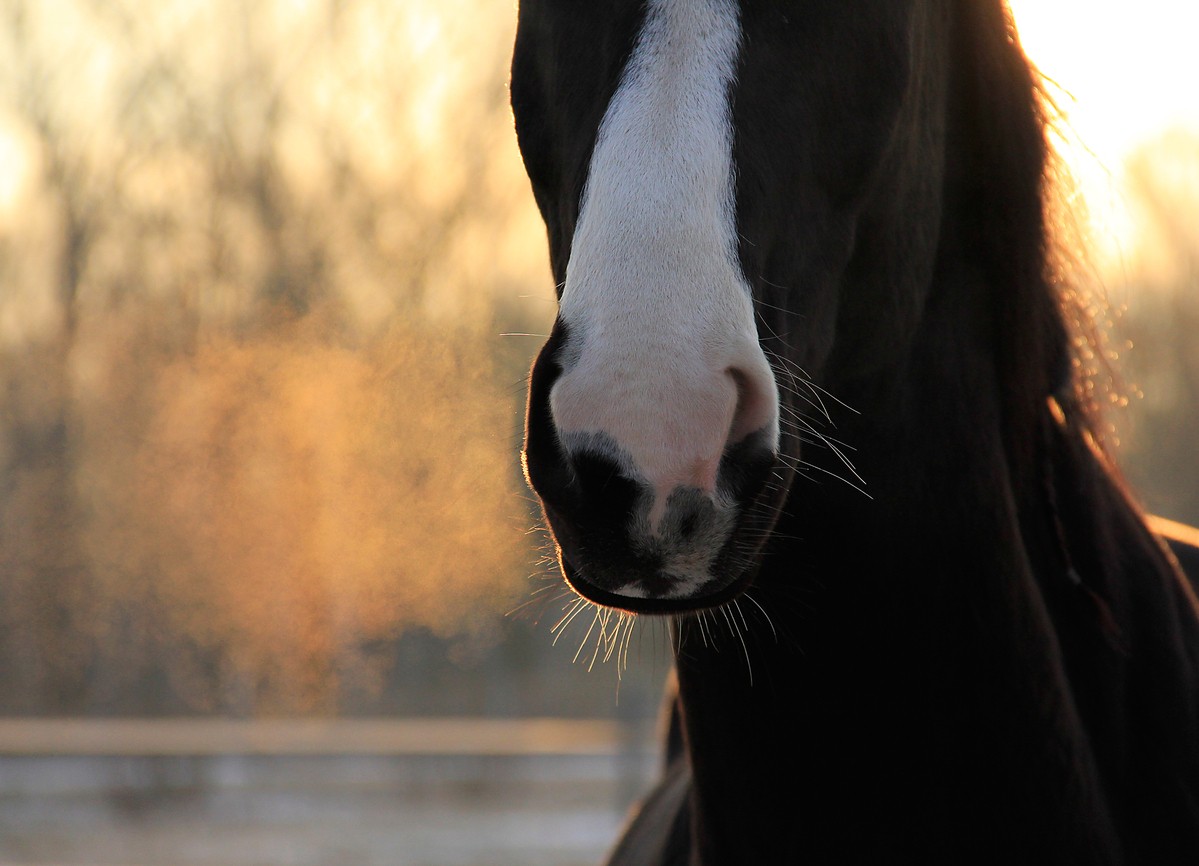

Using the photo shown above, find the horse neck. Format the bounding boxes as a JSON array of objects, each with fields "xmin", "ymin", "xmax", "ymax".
[
  {"xmin": 660, "ymin": 2, "xmax": 1199, "ymax": 859},
  {"xmin": 670, "ymin": 260, "xmax": 1135, "ymax": 862},
  {"xmin": 671, "ymin": 246, "xmax": 1199, "ymax": 861}
]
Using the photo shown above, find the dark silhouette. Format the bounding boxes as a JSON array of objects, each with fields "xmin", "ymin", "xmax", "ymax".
[{"xmin": 511, "ymin": 1, "xmax": 1199, "ymax": 862}]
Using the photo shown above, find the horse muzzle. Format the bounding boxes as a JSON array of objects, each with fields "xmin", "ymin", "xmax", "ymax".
[{"xmin": 523, "ymin": 322, "xmax": 782, "ymax": 614}]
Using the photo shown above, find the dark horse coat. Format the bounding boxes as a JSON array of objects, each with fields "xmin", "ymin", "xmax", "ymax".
[{"xmin": 510, "ymin": 0, "xmax": 1199, "ymax": 862}]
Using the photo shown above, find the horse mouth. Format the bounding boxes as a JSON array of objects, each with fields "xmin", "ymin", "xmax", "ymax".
[
  {"xmin": 534, "ymin": 454, "xmax": 781, "ymax": 616},
  {"xmin": 558, "ymin": 554, "xmax": 759, "ymax": 615}
]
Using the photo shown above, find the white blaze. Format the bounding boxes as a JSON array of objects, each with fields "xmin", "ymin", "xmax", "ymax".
[{"xmin": 550, "ymin": 0, "xmax": 779, "ymax": 510}]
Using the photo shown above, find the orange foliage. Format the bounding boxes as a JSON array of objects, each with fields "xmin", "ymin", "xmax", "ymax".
[{"xmin": 77, "ymin": 313, "xmax": 529, "ymax": 711}]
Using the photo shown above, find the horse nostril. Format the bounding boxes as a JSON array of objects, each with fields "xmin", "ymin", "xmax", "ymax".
[
  {"xmin": 678, "ymin": 511, "xmax": 699, "ymax": 540},
  {"xmin": 571, "ymin": 448, "xmax": 619, "ymax": 493},
  {"xmin": 569, "ymin": 446, "xmax": 642, "ymax": 516},
  {"xmin": 726, "ymin": 364, "xmax": 779, "ymax": 448},
  {"xmin": 718, "ymin": 432, "xmax": 777, "ymax": 505}
]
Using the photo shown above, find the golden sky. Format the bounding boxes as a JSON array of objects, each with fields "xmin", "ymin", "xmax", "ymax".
[
  {"xmin": 1008, "ymin": 0, "xmax": 1199, "ymax": 263},
  {"xmin": 1, "ymin": 1, "xmax": 1194, "ymax": 284}
]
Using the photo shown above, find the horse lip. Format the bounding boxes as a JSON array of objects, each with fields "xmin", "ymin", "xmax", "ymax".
[
  {"xmin": 540, "ymin": 495, "xmax": 745, "ymax": 614},
  {"xmin": 558, "ymin": 551, "xmax": 756, "ymax": 616}
]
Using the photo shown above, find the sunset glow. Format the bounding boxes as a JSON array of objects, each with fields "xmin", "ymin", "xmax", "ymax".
[{"xmin": 1007, "ymin": 1, "xmax": 1199, "ymax": 265}]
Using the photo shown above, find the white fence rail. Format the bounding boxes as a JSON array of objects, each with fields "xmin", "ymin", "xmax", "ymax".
[
  {"xmin": 0, "ymin": 718, "xmax": 662, "ymax": 866},
  {"xmin": 0, "ymin": 717, "xmax": 650, "ymax": 757}
]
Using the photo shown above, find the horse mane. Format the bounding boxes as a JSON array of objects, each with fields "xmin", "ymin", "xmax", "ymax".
[
  {"xmin": 953, "ymin": 3, "xmax": 1083, "ymax": 448},
  {"xmin": 958, "ymin": 2, "xmax": 1166, "ymax": 531},
  {"xmin": 957, "ymin": 11, "xmax": 1199, "ymax": 853}
]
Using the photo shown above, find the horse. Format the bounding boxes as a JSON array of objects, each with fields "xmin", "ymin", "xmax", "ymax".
[{"xmin": 509, "ymin": 0, "xmax": 1199, "ymax": 862}]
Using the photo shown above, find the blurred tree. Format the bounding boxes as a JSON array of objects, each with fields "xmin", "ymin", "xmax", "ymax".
[
  {"xmin": 0, "ymin": 0, "xmax": 549, "ymax": 715},
  {"xmin": 0, "ymin": 0, "xmax": 120, "ymax": 712},
  {"xmin": 1113, "ymin": 130, "xmax": 1199, "ymax": 528}
]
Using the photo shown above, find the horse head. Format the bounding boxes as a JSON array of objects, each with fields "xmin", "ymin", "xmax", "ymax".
[{"xmin": 514, "ymin": 0, "xmax": 943, "ymax": 613}]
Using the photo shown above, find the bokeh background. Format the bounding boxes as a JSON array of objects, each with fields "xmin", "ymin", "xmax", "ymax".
[{"xmin": 0, "ymin": 1, "xmax": 1194, "ymax": 864}]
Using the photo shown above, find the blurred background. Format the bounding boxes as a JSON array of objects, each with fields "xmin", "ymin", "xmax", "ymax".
[{"xmin": 0, "ymin": 0, "xmax": 1194, "ymax": 864}]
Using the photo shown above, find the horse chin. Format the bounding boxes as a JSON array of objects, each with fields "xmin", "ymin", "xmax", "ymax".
[
  {"xmin": 558, "ymin": 554, "xmax": 757, "ymax": 616},
  {"xmin": 544, "ymin": 475, "xmax": 784, "ymax": 617}
]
